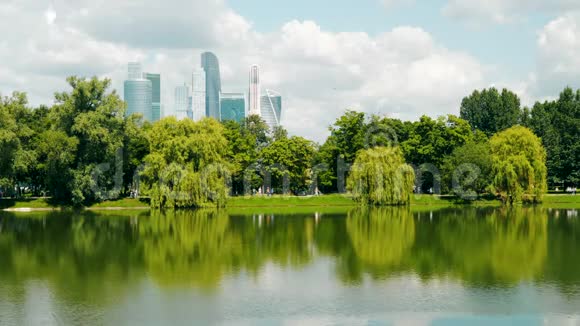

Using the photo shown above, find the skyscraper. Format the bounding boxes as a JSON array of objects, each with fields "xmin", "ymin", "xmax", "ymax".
[
  {"xmin": 191, "ymin": 68, "xmax": 206, "ymax": 121},
  {"xmin": 144, "ymin": 72, "xmax": 161, "ymax": 122},
  {"xmin": 201, "ymin": 52, "xmax": 221, "ymax": 119},
  {"xmin": 174, "ymin": 84, "xmax": 190, "ymax": 120},
  {"xmin": 124, "ymin": 62, "xmax": 153, "ymax": 121},
  {"xmin": 128, "ymin": 62, "xmax": 142, "ymax": 79},
  {"xmin": 248, "ymin": 65, "xmax": 261, "ymax": 116},
  {"xmin": 220, "ymin": 92, "xmax": 246, "ymax": 123},
  {"xmin": 260, "ymin": 89, "xmax": 282, "ymax": 131}
]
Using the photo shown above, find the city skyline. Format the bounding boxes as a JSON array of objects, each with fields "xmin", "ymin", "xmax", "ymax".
[
  {"xmin": 3, "ymin": 0, "xmax": 580, "ymax": 142},
  {"xmin": 124, "ymin": 54, "xmax": 283, "ymax": 127}
]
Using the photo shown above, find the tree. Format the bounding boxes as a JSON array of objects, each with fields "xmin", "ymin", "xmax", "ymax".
[
  {"xmin": 527, "ymin": 88, "xmax": 580, "ymax": 188},
  {"xmin": 46, "ymin": 77, "xmax": 127, "ymax": 204},
  {"xmin": 401, "ymin": 115, "xmax": 473, "ymax": 193},
  {"xmin": 316, "ymin": 111, "xmax": 369, "ymax": 193},
  {"xmin": 442, "ymin": 142, "xmax": 493, "ymax": 198},
  {"xmin": 141, "ymin": 117, "xmax": 229, "ymax": 208},
  {"xmin": 0, "ymin": 94, "xmax": 21, "ymax": 194},
  {"xmin": 490, "ymin": 126, "xmax": 547, "ymax": 204},
  {"xmin": 260, "ymin": 136, "xmax": 316, "ymax": 194},
  {"xmin": 460, "ymin": 88, "xmax": 521, "ymax": 136},
  {"xmin": 347, "ymin": 147, "xmax": 415, "ymax": 206}
]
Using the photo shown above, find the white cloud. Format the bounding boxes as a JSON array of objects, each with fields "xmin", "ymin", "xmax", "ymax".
[
  {"xmin": 442, "ymin": 0, "xmax": 580, "ymax": 24},
  {"xmin": 44, "ymin": 5, "xmax": 56, "ymax": 25},
  {"xmin": 529, "ymin": 13, "xmax": 580, "ymax": 97},
  {"xmin": 0, "ymin": 0, "xmax": 487, "ymax": 142}
]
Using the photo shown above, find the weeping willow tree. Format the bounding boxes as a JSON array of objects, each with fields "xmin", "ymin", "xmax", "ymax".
[
  {"xmin": 141, "ymin": 117, "xmax": 230, "ymax": 209},
  {"xmin": 347, "ymin": 146, "xmax": 415, "ymax": 206},
  {"xmin": 489, "ymin": 126, "xmax": 547, "ymax": 205}
]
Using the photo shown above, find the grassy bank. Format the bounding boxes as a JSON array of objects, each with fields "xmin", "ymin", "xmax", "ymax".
[{"xmin": 1, "ymin": 194, "xmax": 579, "ymax": 211}]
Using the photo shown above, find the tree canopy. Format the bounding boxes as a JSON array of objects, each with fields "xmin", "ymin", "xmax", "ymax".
[
  {"xmin": 347, "ymin": 146, "xmax": 415, "ymax": 206},
  {"xmin": 460, "ymin": 87, "xmax": 522, "ymax": 136},
  {"xmin": 489, "ymin": 126, "xmax": 547, "ymax": 204}
]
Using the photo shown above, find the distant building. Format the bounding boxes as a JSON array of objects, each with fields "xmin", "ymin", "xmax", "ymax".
[
  {"xmin": 144, "ymin": 72, "xmax": 161, "ymax": 122},
  {"xmin": 128, "ymin": 62, "xmax": 143, "ymax": 79},
  {"xmin": 260, "ymin": 89, "xmax": 282, "ymax": 130},
  {"xmin": 220, "ymin": 92, "xmax": 246, "ymax": 123},
  {"xmin": 191, "ymin": 68, "xmax": 206, "ymax": 121},
  {"xmin": 201, "ymin": 52, "xmax": 221, "ymax": 120},
  {"xmin": 248, "ymin": 65, "xmax": 261, "ymax": 116},
  {"xmin": 174, "ymin": 84, "xmax": 190, "ymax": 120},
  {"xmin": 124, "ymin": 62, "xmax": 153, "ymax": 121}
]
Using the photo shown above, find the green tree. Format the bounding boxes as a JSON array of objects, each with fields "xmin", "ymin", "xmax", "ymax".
[
  {"xmin": 490, "ymin": 126, "xmax": 547, "ymax": 204},
  {"xmin": 316, "ymin": 111, "xmax": 367, "ymax": 193},
  {"xmin": 47, "ymin": 76, "xmax": 127, "ymax": 205},
  {"xmin": 460, "ymin": 88, "xmax": 521, "ymax": 136},
  {"xmin": 347, "ymin": 146, "xmax": 415, "ymax": 206},
  {"xmin": 260, "ymin": 136, "xmax": 316, "ymax": 194},
  {"xmin": 442, "ymin": 142, "xmax": 493, "ymax": 197},
  {"xmin": 528, "ymin": 88, "xmax": 580, "ymax": 188},
  {"xmin": 141, "ymin": 117, "xmax": 229, "ymax": 208}
]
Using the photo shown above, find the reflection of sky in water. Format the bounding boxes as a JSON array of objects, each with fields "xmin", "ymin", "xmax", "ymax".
[{"xmin": 4, "ymin": 262, "xmax": 580, "ymax": 325}]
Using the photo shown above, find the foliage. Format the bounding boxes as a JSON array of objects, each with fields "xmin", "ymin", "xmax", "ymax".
[
  {"xmin": 489, "ymin": 126, "xmax": 548, "ymax": 204},
  {"xmin": 141, "ymin": 117, "xmax": 229, "ymax": 208},
  {"xmin": 260, "ymin": 136, "xmax": 316, "ymax": 194},
  {"xmin": 525, "ymin": 88, "xmax": 580, "ymax": 187},
  {"xmin": 442, "ymin": 142, "xmax": 493, "ymax": 198},
  {"xmin": 347, "ymin": 146, "xmax": 415, "ymax": 206},
  {"xmin": 460, "ymin": 87, "xmax": 521, "ymax": 136}
]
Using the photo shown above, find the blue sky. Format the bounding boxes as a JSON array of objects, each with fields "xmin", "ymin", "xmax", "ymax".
[
  {"xmin": 1, "ymin": 0, "xmax": 580, "ymax": 141},
  {"xmin": 229, "ymin": 0, "xmax": 547, "ymax": 78}
]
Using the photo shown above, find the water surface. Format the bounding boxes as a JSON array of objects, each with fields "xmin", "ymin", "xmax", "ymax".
[{"xmin": 0, "ymin": 207, "xmax": 579, "ymax": 325}]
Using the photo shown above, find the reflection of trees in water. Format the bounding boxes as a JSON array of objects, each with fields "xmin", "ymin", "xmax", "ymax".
[
  {"xmin": 137, "ymin": 210, "xmax": 240, "ymax": 290},
  {"xmin": 346, "ymin": 207, "xmax": 415, "ymax": 278},
  {"xmin": 1, "ymin": 207, "xmax": 579, "ymax": 305},
  {"xmin": 489, "ymin": 208, "xmax": 548, "ymax": 284},
  {"xmin": 545, "ymin": 211, "xmax": 580, "ymax": 294},
  {"xmin": 412, "ymin": 207, "xmax": 548, "ymax": 286},
  {"xmin": 0, "ymin": 211, "xmax": 145, "ymax": 306}
]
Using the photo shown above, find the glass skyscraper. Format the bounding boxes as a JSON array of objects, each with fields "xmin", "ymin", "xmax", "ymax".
[
  {"xmin": 191, "ymin": 68, "xmax": 206, "ymax": 121},
  {"xmin": 248, "ymin": 65, "xmax": 261, "ymax": 116},
  {"xmin": 124, "ymin": 62, "xmax": 153, "ymax": 121},
  {"xmin": 260, "ymin": 89, "xmax": 282, "ymax": 131},
  {"xmin": 174, "ymin": 84, "xmax": 190, "ymax": 120},
  {"xmin": 220, "ymin": 92, "xmax": 246, "ymax": 123},
  {"xmin": 144, "ymin": 73, "xmax": 161, "ymax": 122},
  {"xmin": 201, "ymin": 52, "xmax": 221, "ymax": 120}
]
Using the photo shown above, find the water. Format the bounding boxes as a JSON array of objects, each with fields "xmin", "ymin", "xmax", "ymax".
[{"xmin": 0, "ymin": 207, "xmax": 579, "ymax": 325}]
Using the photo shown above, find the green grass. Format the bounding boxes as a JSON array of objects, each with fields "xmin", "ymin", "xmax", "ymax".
[
  {"xmin": 2, "ymin": 194, "xmax": 579, "ymax": 211},
  {"xmin": 227, "ymin": 194, "xmax": 355, "ymax": 208},
  {"xmin": 0, "ymin": 198, "xmax": 66, "ymax": 209},
  {"xmin": 541, "ymin": 194, "xmax": 580, "ymax": 209},
  {"xmin": 0, "ymin": 197, "xmax": 149, "ymax": 210},
  {"xmin": 88, "ymin": 198, "xmax": 150, "ymax": 209}
]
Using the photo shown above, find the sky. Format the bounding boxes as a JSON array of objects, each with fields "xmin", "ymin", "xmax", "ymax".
[{"xmin": 1, "ymin": 0, "xmax": 580, "ymax": 142}]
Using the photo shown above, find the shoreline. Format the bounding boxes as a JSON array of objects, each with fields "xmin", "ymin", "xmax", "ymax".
[{"xmin": 1, "ymin": 194, "xmax": 578, "ymax": 212}]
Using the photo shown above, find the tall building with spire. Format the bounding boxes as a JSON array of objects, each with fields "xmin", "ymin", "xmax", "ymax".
[
  {"xmin": 201, "ymin": 52, "xmax": 221, "ymax": 119},
  {"xmin": 248, "ymin": 65, "xmax": 261, "ymax": 116},
  {"xmin": 191, "ymin": 68, "xmax": 206, "ymax": 121},
  {"xmin": 124, "ymin": 62, "xmax": 153, "ymax": 121}
]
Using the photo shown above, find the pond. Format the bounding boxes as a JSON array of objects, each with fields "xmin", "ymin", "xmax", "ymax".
[{"xmin": 0, "ymin": 207, "xmax": 579, "ymax": 325}]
